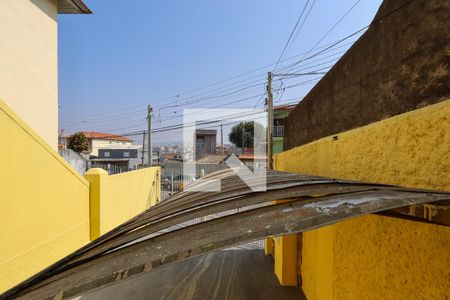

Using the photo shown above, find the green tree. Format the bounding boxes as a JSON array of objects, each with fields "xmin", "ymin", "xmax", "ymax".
[
  {"xmin": 229, "ymin": 121, "xmax": 264, "ymax": 148},
  {"xmin": 68, "ymin": 132, "xmax": 88, "ymax": 153}
]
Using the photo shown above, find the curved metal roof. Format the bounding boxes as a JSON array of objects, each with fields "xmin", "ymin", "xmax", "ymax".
[{"xmin": 4, "ymin": 169, "xmax": 449, "ymax": 299}]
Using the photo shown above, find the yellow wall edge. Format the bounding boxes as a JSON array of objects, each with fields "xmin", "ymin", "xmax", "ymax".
[
  {"xmin": 0, "ymin": 99, "xmax": 90, "ymax": 292},
  {"xmin": 85, "ymin": 167, "xmax": 161, "ymax": 239},
  {"xmin": 274, "ymin": 234, "xmax": 298, "ymax": 286},
  {"xmin": 0, "ymin": 100, "xmax": 161, "ymax": 292},
  {"xmin": 85, "ymin": 168, "xmax": 106, "ymax": 240},
  {"xmin": 0, "ymin": 99, "xmax": 88, "ymax": 186},
  {"xmin": 274, "ymin": 99, "xmax": 450, "ymax": 300}
]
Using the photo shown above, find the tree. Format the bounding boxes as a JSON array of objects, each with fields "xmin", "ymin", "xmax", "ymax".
[
  {"xmin": 229, "ymin": 121, "xmax": 264, "ymax": 148},
  {"xmin": 68, "ymin": 132, "xmax": 88, "ymax": 153}
]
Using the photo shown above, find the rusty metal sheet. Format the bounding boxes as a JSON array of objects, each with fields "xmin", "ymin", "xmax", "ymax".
[{"xmin": 3, "ymin": 170, "xmax": 449, "ymax": 299}]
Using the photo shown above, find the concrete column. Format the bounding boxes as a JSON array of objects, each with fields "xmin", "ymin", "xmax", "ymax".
[{"xmin": 85, "ymin": 168, "xmax": 108, "ymax": 240}]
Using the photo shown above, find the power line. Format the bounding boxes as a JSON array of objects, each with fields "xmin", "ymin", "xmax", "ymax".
[
  {"xmin": 273, "ymin": 0, "xmax": 311, "ymax": 71},
  {"xmin": 93, "ymin": 110, "xmax": 268, "ymax": 139},
  {"xmin": 60, "ymin": 35, "xmax": 360, "ymax": 124},
  {"xmin": 149, "ymin": 69, "xmax": 325, "ymax": 125},
  {"xmin": 65, "ymin": 1, "xmax": 419, "ymax": 138},
  {"xmin": 283, "ymin": 0, "xmax": 361, "ymax": 74},
  {"xmin": 93, "ymin": 94, "xmax": 266, "ymax": 133},
  {"xmin": 72, "ymin": 85, "xmax": 309, "ymax": 137},
  {"xmin": 63, "ymin": 0, "xmax": 413, "ymax": 130},
  {"xmin": 62, "ymin": 51, "xmax": 344, "ymax": 129},
  {"xmin": 96, "ymin": 76, "xmax": 320, "ymax": 133},
  {"xmin": 284, "ymin": 0, "xmax": 317, "ymax": 58},
  {"xmin": 153, "ymin": 111, "xmax": 267, "ymax": 133},
  {"xmin": 276, "ymin": 0, "xmax": 417, "ymax": 73},
  {"xmin": 72, "ymin": 74, "xmax": 321, "ymax": 134}
]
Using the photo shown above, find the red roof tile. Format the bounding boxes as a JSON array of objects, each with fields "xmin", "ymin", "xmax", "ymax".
[
  {"xmin": 239, "ymin": 149, "xmax": 267, "ymax": 160},
  {"xmin": 82, "ymin": 131, "xmax": 132, "ymax": 142},
  {"xmin": 238, "ymin": 154, "xmax": 267, "ymax": 160},
  {"xmin": 274, "ymin": 103, "xmax": 298, "ymax": 111}
]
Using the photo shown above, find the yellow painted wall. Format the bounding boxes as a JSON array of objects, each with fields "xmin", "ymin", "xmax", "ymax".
[
  {"xmin": 274, "ymin": 234, "xmax": 298, "ymax": 286},
  {"xmin": 0, "ymin": 100, "xmax": 90, "ymax": 292},
  {"xmin": 272, "ymin": 199, "xmax": 299, "ymax": 286},
  {"xmin": 0, "ymin": 100, "xmax": 161, "ymax": 292},
  {"xmin": 264, "ymin": 237, "xmax": 274, "ymax": 255},
  {"xmin": 274, "ymin": 99, "xmax": 450, "ymax": 299},
  {"xmin": 276, "ymin": 99, "xmax": 450, "ymax": 191},
  {"xmin": 0, "ymin": 0, "xmax": 58, "ymax": 149},
  {"xmin": 300, "ymin": 226, "xmax": 334, "ymax": 300},
  {"xmin": 332, "ymin": 215, "xmax": 450, "ymax": 299},
  {"xmin": 85, "ymin": 167, "xmax": 160, "ymax": 238}
]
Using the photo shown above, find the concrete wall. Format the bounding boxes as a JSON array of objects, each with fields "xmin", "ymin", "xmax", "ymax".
[
  {"xmin": 0, "ymin": 99, "xmax": 90, "ymax": 292},
  {"xmin": 0, "ymin": 100, "xmax": 161, "ymax": 292},
  {"xmin": 0, "ymin": 0, "xmax": 58, "ymax": 149},
  {"xmin": 284, "ymin": 0, "xmax": 450, "ymax": 150},
  {"xmin": 59, "ymin": 148, "xmax": 88, "ymax": 175},
  {"xmin": 274, "ymin": 99, "xmax": 450, "ymax": 299},
  {"xmin": 162, "ymin": 160, "xmax": 228, "ymax": 178},
  {"xmin": 85, "ymin": 167, "xmax": 161, "ymax": 238}
]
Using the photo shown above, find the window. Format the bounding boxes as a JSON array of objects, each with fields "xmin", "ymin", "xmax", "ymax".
[
  {"xmin": 123, "ymin": 151, "xmax": 130, "ymax": 158},
  {"xmin": 274, "ymin": 118, "xmax": 285, "ymax": 126},
  {"xmin": 196, "ymin": 137, "xmax": 205, "ymax": 148},
  {"xmin": 104, "ymin": 151, "xmax": 110, "ymax": 157}
]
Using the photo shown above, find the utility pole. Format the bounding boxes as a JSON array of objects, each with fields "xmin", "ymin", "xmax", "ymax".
[
  {"xmin": 141, "ymin": 131, "xmax": 146, "ymax": 167},
  {"xmin": 147, "ymin": 105, "xmax": 153, "ymax": 167},
  {"xmin": 267, "ymin": 72, "xmax": 274, "ymax": 169},
  {"xmin": 220, "ymin": 124, "xmax": 224, "ymax": 162}
]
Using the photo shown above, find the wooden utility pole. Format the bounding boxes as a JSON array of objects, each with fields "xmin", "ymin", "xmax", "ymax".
[
  {"xmin": 220, "ymin": 124, "xmax": 224, "ymax": 162},
  {"xmin": 147, "ymin": 105, "xmax": 153, "ymax": 167},
  {"xmin": 141, "ymin": 131, "xmax": 146, "ymax": 167},
  {"xmin": 267, "ymin": 72, "xmax": 274, "ymax": 169}
]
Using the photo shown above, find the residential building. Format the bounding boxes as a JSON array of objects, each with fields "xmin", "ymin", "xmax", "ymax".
[
  {"xmin": 0, "ymin": 0, "xmax": 91, "ymax": 149},
  {"xmin": 272, "ymin": 104, "xmax": 296, "ymax": 154},
  {"xmin": 237, "ymin": 148, "xmax": 266, "ymax": 168},
  {"xmin": 91, "ymin": 144, "xmax": 142, "ymax": 173},
  {"xmin": 58, "ymin": 130, "xmax": 71, "ymax": 149},
  {"xmin": 195, "ymin": 129, "xmax": 217, "ymax": 159},
  {"xmin": 82, "ymin": 131, "xmax": 133, "ymax": 157},
  {"xmin": 0, "ymin": 1, "xmax": 161, "ymax": 293}
]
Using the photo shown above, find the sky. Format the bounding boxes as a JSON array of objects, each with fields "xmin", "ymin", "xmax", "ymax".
[{"xmin": 58, "ymin": 0, "xmax": 383, "ymax": 145}]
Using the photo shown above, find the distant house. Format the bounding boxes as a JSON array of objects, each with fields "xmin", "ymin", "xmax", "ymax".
[
  {"xmin": 91, "ymin": 144, "xmax": 142, "ymax": 174},
  {"xmin": 82, "ymin": 131, "xmax": 133, "ymax": 157},
  {"xmin": 237, "ymin": 148, "xmax": 266, "ymax": 168},
  {"xmin": 273, "ymin": 104, "xmax": 296, "ymax": 154},
  {"xmin": 58, "ymin": 130, "xmax": 70, "ymax": 150},
  {"xmin": 195, "ymin": 129, "xmax": 217, "ymax": 159}
]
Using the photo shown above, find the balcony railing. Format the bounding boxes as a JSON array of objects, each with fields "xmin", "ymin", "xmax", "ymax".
[{"xmin": 273, "ymin": 125, "xmax": 284, "ymax": 137}]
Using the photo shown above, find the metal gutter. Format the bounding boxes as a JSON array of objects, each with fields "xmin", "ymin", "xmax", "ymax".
[{"xmin": 58, "ymin": 0, "xmax": 92, "ymax": 14}]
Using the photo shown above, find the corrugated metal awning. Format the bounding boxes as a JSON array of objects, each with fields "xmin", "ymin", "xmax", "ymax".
[{"xmin": 4, "ymin": 169, "xmax": 449, "ymax": 299}]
